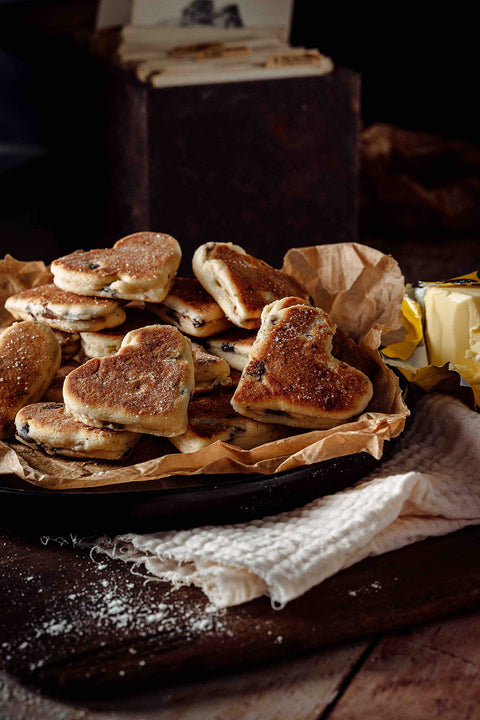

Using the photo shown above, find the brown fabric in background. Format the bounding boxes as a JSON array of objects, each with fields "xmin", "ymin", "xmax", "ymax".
[{"xmin": 360, "ymin": 124, "xmax": 480, "ymax": 237}]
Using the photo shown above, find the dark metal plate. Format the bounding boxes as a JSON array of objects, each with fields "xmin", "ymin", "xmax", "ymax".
[{"xmin": 0, "ymin": 445, "xmax": 397, "ymax": 537}]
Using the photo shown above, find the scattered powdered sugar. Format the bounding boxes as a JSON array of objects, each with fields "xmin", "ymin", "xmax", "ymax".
[
  {"xmin": 0, "ymin": 544, "xmax": 236, "ymax": 680},
  {"xmin": 43, "ymin": 619, "xmax": 74, "ymax": 637},
  {"xmin": 348, "ymin": 580, "xmax": 384, "ymax": 598}
]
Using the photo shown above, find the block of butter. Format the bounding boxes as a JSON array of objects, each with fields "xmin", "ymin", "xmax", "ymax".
[
  {"xmin": 382, "ymin": 271, "xmax": 480, "ymax": 406},
  {"xmin": 424, "ymin": 284, "xmax": 480, "ymax": 404}
]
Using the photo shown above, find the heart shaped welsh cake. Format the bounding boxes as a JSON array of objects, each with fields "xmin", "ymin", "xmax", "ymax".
[
  {"xmin": 63, "ymin": 324, "xmax": 194, "ymax": 437},
  {"xmin": 231, "ymin": 297, "xmax": 374, "ymax": 429},
  {"xmin": 51, "ymin": 232, "xmax": 181, "ymax": 303}
]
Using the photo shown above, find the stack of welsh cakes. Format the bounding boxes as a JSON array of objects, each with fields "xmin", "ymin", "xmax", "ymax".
[{"xmin": 0, "ymin": 233, "xmax": 374, "ymax": 461}]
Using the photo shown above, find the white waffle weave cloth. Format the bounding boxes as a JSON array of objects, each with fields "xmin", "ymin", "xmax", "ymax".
[{"xmin": 95, "ymin": 394, "xmax": 480, "ymax": 608}]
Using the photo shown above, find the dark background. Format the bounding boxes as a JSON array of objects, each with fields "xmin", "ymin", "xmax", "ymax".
[
  {"xmin": 0, "ymin": 0, "xmax": 478, "ymax": 261},
  {"xmin": 291, "ymin": 3, "xmax": 478, "ymax": 145}
]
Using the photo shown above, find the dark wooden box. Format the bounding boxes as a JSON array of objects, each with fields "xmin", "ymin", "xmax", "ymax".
[{"xmin": 97, "ymin": 64, "xmax": 360, "ymax": 269}]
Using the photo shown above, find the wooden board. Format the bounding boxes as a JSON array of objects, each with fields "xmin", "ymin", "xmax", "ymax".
[
  {"xmin": 2, "ymin": 523, "xmax": 480, "ymax": 697},
  {"xmin": 329, "ymin": 613, "xmax": 480, "ymax": 720},
  {"xmin": 1, "ymin": 640, "xmax": 372, "ymax": 719}
]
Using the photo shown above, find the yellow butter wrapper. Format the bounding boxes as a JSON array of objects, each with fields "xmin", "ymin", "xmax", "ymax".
[
  {"xmin": 382, "ymin": 296, "xmax": 423, "ymax": 361},
  {"xmin": 423, "ymin": 270, "xmax": 480, "ymax": 288}
]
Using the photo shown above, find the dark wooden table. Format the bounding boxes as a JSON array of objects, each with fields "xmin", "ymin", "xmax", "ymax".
[
  {"xmin": 1, "ymin": 237, "xmax": 480, "ymax": 718},
  {"xmin": 2, "ymin": 521, "xmax": 480, "ymax": 719}
]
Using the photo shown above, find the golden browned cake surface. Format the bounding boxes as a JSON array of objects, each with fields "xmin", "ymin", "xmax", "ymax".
[
  {"xmin": 192, "ymin": 242, "xmax": 308, "ymax": 328},
  {"xmin": 5, "ymin": 283, "xmax": 126, "ymax": 332},
  {"xmin": 6, "ymin": 283, "xmax": 114, "ymax": 309},
  {"xmin": 170, "ymin": 386, "xmax": 288, "ymax": 452},
  {"xmin": 150, "ymin": 277, "xmax": 231, "ymax": 337},
  {"xmin": 0, "ymin": 321, "xmax": 61, "ymax": 438},
  {"xmin": 54, "ymin": 233, "xmax": 178, "ymax": 278},
  {"xmin": 262, "ymin": 296, "xmax": 374, "ymax": 377},
  {"xmin": 15, "ymin": 402, "xmax": 139, "ymax": 459},
  {"xmin": 64, "ymin": 324, "xmax": 194, "ymax": 437},
  {"xmin": 51, "ymin": 232, "xmax": 181, "ymax": 303},
  {"xmin": 191, "ymin": 342, "xmax": 231, "ymax": 391},
  {"xmin": 186, "ymin": 387, "xmax": 239, "ymax": 439},
  {"xmin": 163, "ymin": 277, "xmax": 225, "ymax": 315},
  {"xmin": 19, "ymin": 401, "xmax": 83, "ymax": 432},
  {"xmin": 203, "ymin": 328, "xmax": 258, "ymax": 370},
  {"xmin": 80, "ymin": 307, "xmax": 160, "ymax": 358},
  {"xmin": 231, "ymin": 299, "xmax": 373, "ymax": 429},
  {"xmin": 201, "ymin": 243, "xmax": 306, "ymax": 313}
]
